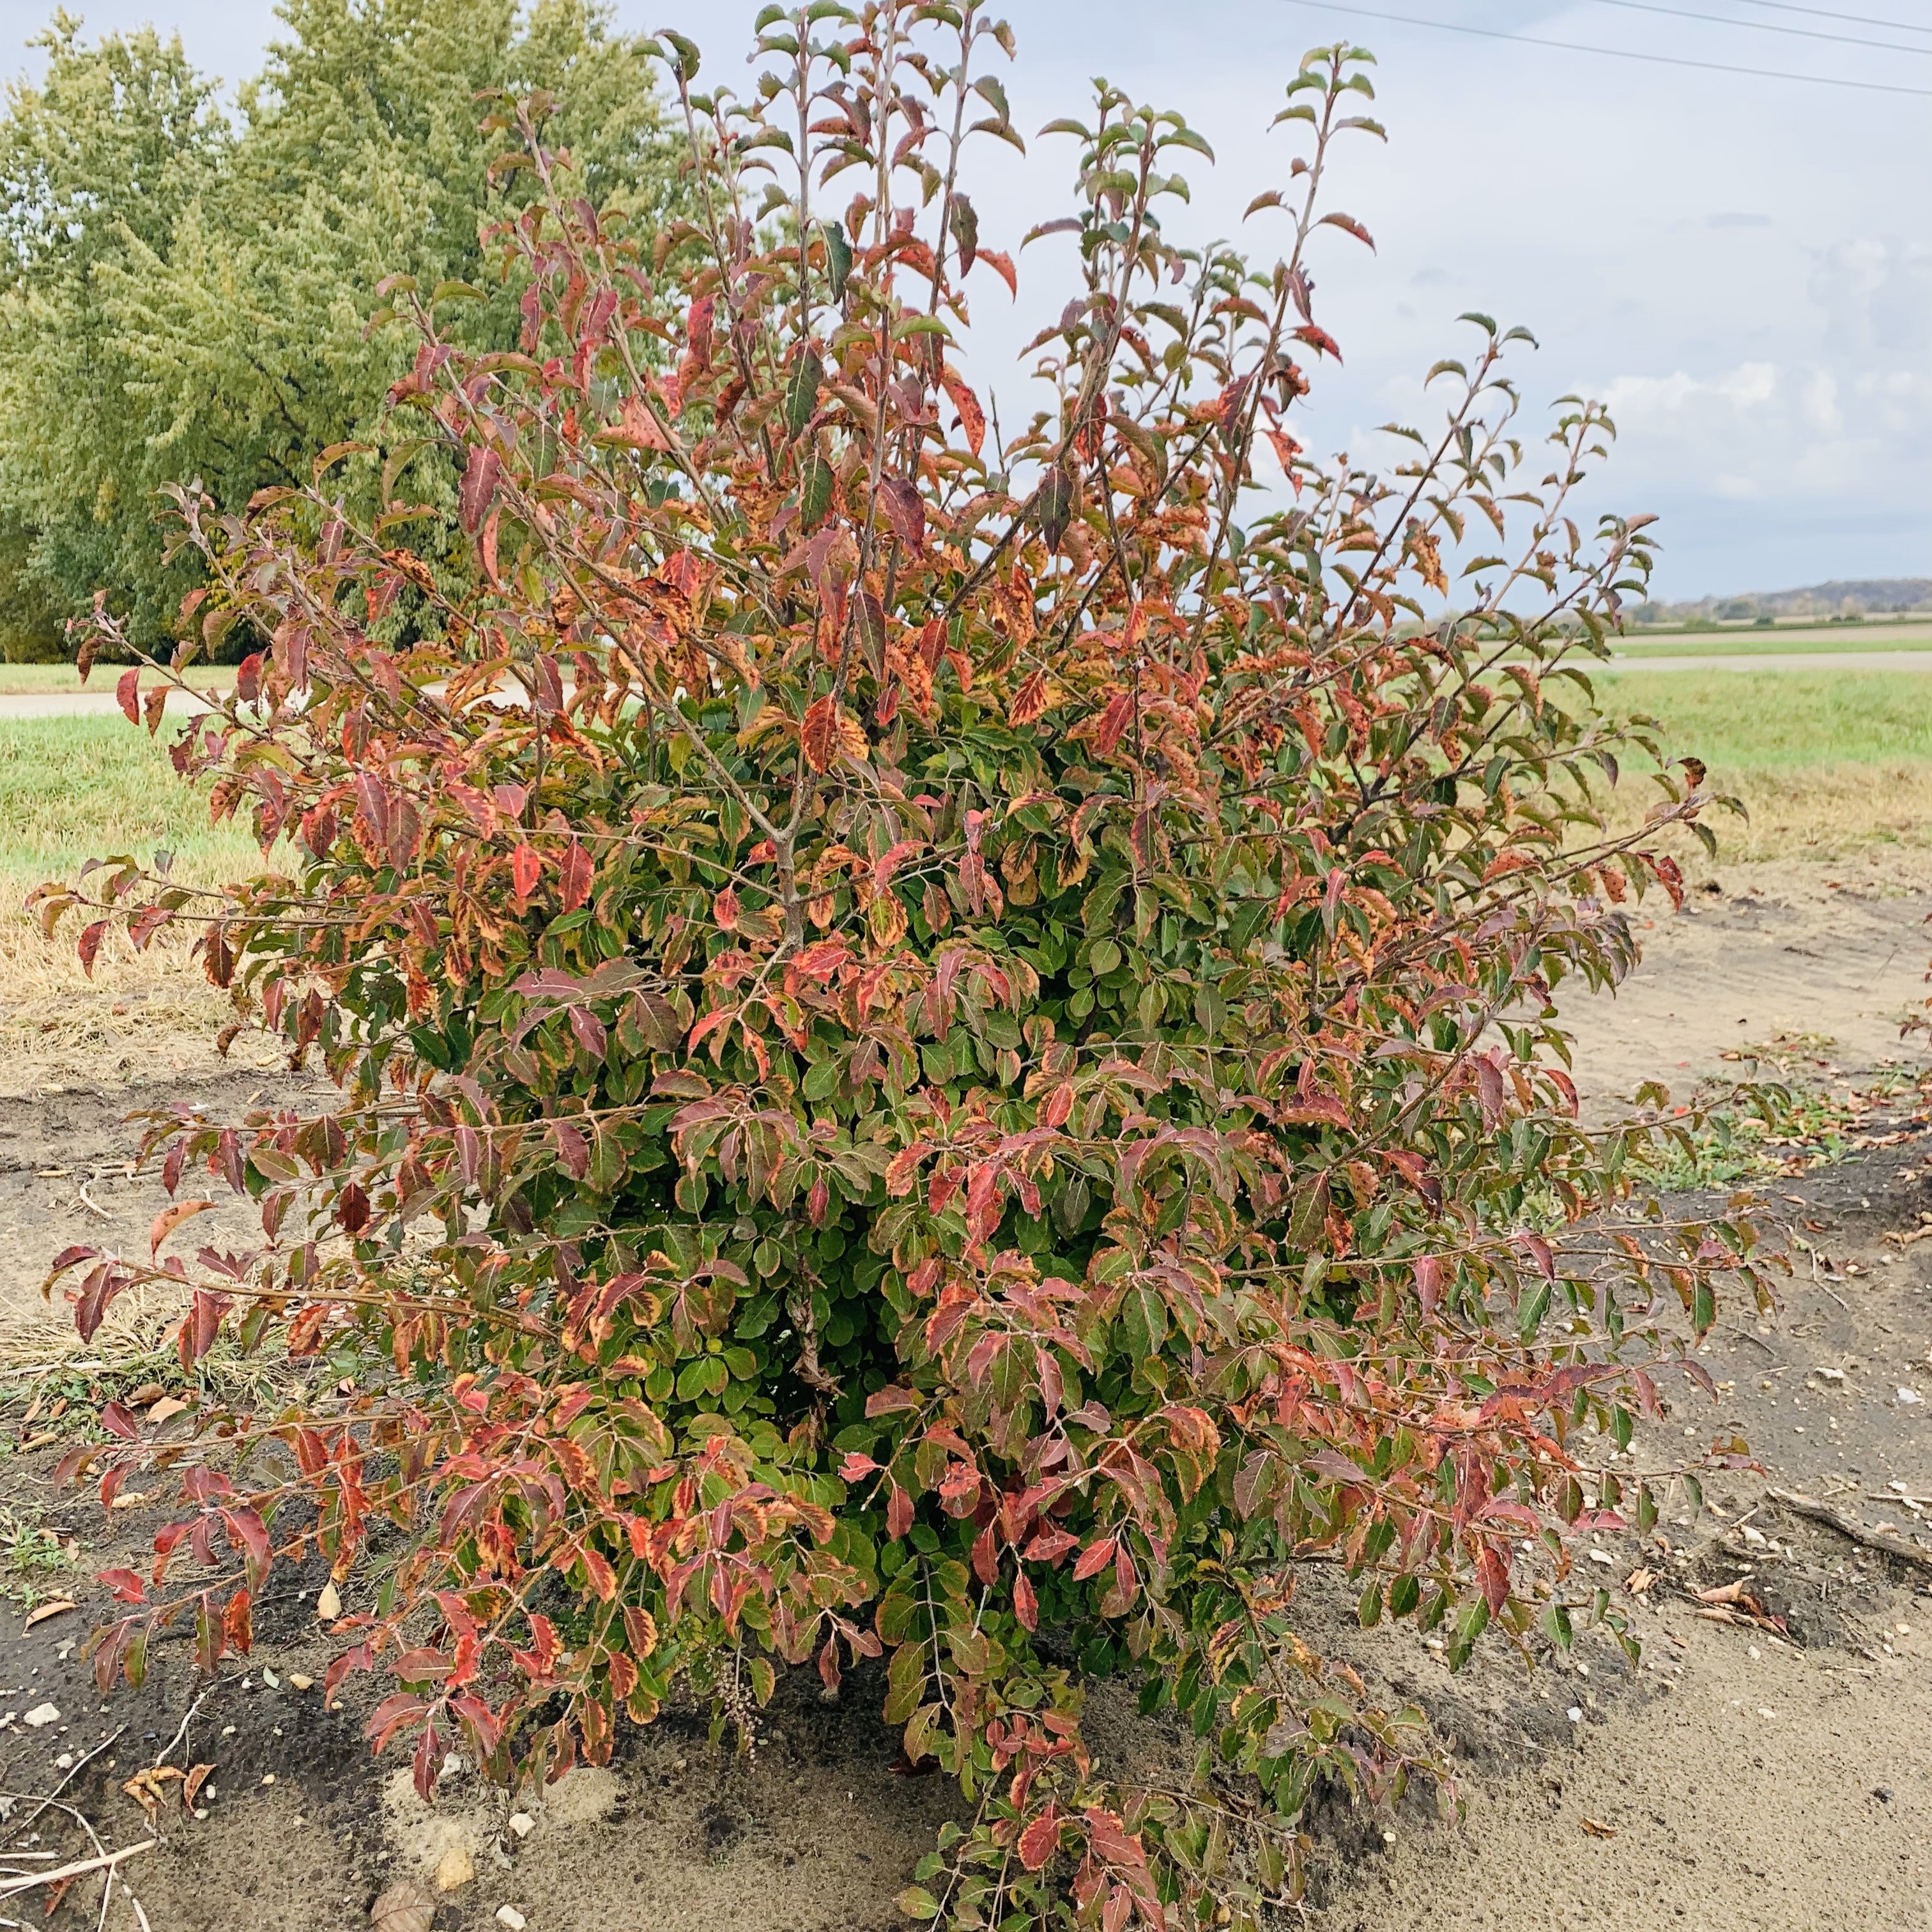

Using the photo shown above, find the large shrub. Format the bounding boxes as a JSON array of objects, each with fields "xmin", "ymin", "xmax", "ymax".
[{"xmin": 44, "ymin": 8, "xmax": 1758, "ymax": 1924}]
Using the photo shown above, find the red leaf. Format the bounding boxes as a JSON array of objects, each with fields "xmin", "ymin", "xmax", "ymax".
[
  {"xmin": 1292, "ymin": 323, "xmax": 1343, "ymax": 361},
  {"xmin": 116, "ymin": 667, "xmax": 140, "ymax": 725},
  {"xmin": 1017, "ymin": 1805, "xmax": 1061, "ymax": 1871},
  {"xmin": 335, "ymin": 1184, "xmax": 371, "ymax": 1236},
  {"xmin": 550, "ymin": 1119, "xmax": 591, "ymax": 1179},
  {"xmin": 1414, "ymin": 1254, "xmax": 1443, "ymax": 1315},
  {"xmin": 839, "ymin": 1452, "xmax": 878, "ymax": 1480},
  {"xmin": 887, "ymin": 1483, "xmax": 914, "ymax": 1538},
  {"xmin": 878, "ymin": 477, "xmax": 926, "ymax": 555},
  {"xmin": 413, "ymin": 1719, "xmax": 443, "ymax": 1800},
  {"xmin": 512, "ymin": 844, "xmax": 542, "ymax": 903},
  {"xmin": 459, "ymin": 445, "xmax": 502, "ymax": 534},
  {"xmin": 1014, "ymin": 1567, "xmax": 1038, "ymax": 1632},
  {"xmin": 99, "ymin": 1568, "xmax": 146, "ymax": 1605},
  {"xmin": 801, "ymin": 694, "xmax": 838, "ymax": 774},
  {"xmin": 559, "ymin": 841, "xmax": 594, "ymax": 911},
  {"xmin": 142, "ymin": 684, "xmax": 168, "ymax": 736},
  {"xmin": 77, "ymin": 921, "xmax": 107, "ymax": 978},
  {"xmin": 1009, "ymin": 669, "xmax": 1049, "ymax": 728},
  {"xmin": 1071, "ymin": 1536, "xmax": 1117, "ymax": 1582}
]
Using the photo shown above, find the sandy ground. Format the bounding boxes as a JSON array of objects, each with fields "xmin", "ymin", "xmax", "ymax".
[
  {"xmin": 0, "ymin": 852, "xmax": 1928, "ymax": 1929},
  {"xmin": 1563, "ymin": 852, "xmax": 1932, "ymax": 1121}
]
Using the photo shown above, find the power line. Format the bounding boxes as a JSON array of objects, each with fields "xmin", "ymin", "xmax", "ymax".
[
  {"xmin": 1733, "ymin": 0, "xmax": 1932, "ymax": 34},
  {"xmin": 1277, "ymin": 0, "xmax": 1932, "ymax": 94},
  {"xmin": 1588, "ymin": 0, "xmax": 1931, "ymax": 55}
]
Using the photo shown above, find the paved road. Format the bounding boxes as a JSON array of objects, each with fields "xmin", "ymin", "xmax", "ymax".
[
  {"xmin": 3, "ymin": 648, "xmax": 1931, "ymax": 721},
  {"xmin": 0, "ymin": 688, "xmax": 223, "ymax": 720}
]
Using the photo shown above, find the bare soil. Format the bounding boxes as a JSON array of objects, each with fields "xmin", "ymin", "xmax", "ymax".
[{"xmin": 0, "ymin": 856, "xmax": 1928, "ymax": 1931}]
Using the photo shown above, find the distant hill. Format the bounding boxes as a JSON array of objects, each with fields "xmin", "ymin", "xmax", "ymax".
[{"xmin": 1639, "ymin": 578, "xmax": 1932, "ymax": 622}]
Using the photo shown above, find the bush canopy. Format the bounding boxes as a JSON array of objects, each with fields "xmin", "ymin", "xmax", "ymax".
[{"xmin": 43, "ymin": 7, "xmax": 1756, "ymax": 1927}]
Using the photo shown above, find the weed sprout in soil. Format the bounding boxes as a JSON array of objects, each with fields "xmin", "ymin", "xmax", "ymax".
[{"xmin": 36, "ymin": 8, "xmax": 1764, "ymax": 1926}]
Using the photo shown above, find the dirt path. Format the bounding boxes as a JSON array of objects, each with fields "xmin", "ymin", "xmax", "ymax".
[{"xmin": 1563, "ymin": 852, "xmax": 1932, "ymax": 1120}]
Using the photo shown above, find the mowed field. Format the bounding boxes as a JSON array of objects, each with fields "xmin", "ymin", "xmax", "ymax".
[{"xmin": 1591, "ymin": 666, "xmax": 1932, "ymax": 861}]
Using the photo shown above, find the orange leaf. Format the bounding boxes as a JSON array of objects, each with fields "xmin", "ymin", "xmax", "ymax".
[
  {"xmin": 150, "ymin": 1199, "xmax": 215, "ymax": 1259},
  {"xmin": 801, "ymin": 694, "xmax": 838, "ymax": 774},
  {"xmin": 976, "ymin": 248, "xmax": 1017, "ymax": 298},
  {"xmin": 940, "ymin": 367, "xmax": 986, "ymax": 456}
]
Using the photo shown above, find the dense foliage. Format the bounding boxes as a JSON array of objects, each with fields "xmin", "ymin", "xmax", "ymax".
[
  {"xmin": 43, "ymin": 7, "xmax": 1761, "ymax": 1925},
  {"xmin": 0, "ymin": 0, "xmax": 682, "ymax": 658}
]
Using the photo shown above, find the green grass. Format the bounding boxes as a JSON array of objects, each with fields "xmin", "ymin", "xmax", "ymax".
[
  {"xmin": 1598, "ymin": 669, "xmax": 1932, "ymax": 769},
  {"xmin": 0, "ymin": 713, "xmax": 257, "ymax": 889},
  {"xmin": 1564, "ymin": 669, "xmax": 1932, "ymax": 861},
  {"xmin": 0, "ymin": 1503, "xmax": 75, "ymax": 1611}
]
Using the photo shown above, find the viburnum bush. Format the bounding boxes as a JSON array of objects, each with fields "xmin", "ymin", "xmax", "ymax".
[{"xmin": 40, "ymin": 6, "xmax": 1762, "ymax": 1924}]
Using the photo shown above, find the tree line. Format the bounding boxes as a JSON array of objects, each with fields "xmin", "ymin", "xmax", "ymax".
[{"xmin": 0, "ymin": 1, "xmax": 683, "ymax": 659}]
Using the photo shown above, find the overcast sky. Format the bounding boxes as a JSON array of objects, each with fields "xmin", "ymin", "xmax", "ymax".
[{"xmin": 5, "ymin": 0, "xmax": 1927, "ymax": 600}]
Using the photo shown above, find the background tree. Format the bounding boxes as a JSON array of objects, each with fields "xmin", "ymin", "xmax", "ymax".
[
  {"xmin": 44, "ymin": 9, "xmax": 1755, "ymax": 1928},
  {"xmin": 0, "ymin": 0, "xmax": 683, "ymax": 659}
]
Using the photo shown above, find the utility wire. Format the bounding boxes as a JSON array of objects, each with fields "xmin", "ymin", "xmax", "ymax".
[
  {"xmin": 1588, "ymin": 0, "xmax": 1931, "ymax": 55},
  {"xmin": 1733, "ymin": 0, "xmax": 1932, "ymax": 34},
  {"xmin": 1278, "ymin": 0, "xmax": 1932, "ymax": 94}
]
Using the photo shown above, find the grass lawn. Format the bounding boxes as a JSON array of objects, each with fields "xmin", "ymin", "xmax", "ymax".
[
  {"xmin": 1588, "ymin": 669, "xmax": 1932, "ymax": 861},
  {"xmin": 0, "ymin": 714, "xmax": 263, "ymax": 1005}
]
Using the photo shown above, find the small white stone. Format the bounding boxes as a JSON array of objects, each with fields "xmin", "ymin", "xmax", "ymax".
[
  {"xmin": 261, "ymin": 1774, "xmax": 275, "ymax": 1786},
  {"xmin": 496, "ymin": 1908, "xmax": 528, "ymax": 1931},
  {"xmin": 507, "ymin": 1813, "xmax": 535, "ymax": 1841},
  {"xmin": 53, "ymin": 1753, "xmax": 72, "ymax": 1770},
  {"xmin": 22, "ymin": 1706, "xmax": 59, "ymax": 1729},
  {"xmin": 1897, "ymin": 1388, "xmax": 1922, "ymax": 1406},
  {"xmin": 1567, "ymin": 1706, "xmax": 1583, "ymax": 1724}
]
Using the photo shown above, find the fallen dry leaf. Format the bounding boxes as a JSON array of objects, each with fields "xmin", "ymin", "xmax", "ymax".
[
  {"xmin": 1625, "ymin": 1567, "xmax": 1656, "ymax": 1596},
  {"xmin": 121, "ymin": 1765, "xmax": 184, "ymax": 1820},
  {"xmin": 1581, "ymin": 1818, "xmax": 1618, "ymax": 1839},
  {"xmin": 184, "ymin": 1763, "xmax": 215, "ymax": 1807},
  {"xmin": 371, "ymin": 1879, "xmax": 436, "ymax": 1932},
  {"xmin": 316, "ymin": 1581, "xmax": 342, "ymax": 1620},
  {"xmin": 1696, "ymin": 1579, "xmax": 1754, "ymax": 1606},
  {"xmin": 22, "ymin": 1600, "xmax": 75, "ymax": 1631}
]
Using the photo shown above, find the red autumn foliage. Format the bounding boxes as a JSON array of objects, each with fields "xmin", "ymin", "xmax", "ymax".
[{"xmin": 38, "ymin": 10, "xmax": 1761, "ymax": 1924}]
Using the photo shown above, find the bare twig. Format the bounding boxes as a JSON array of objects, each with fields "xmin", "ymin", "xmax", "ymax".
[
  {"xmin": 0, "ymin": 1839, "xmax": 153, "ymax": 1900},
  {"xmin": 1767, "ymin": 1487, "xmax": 1932, "ymax": 1572},
  {"xmin": 153, "ymin": 1694, "xmax": 208, "ymax": 1769}
]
